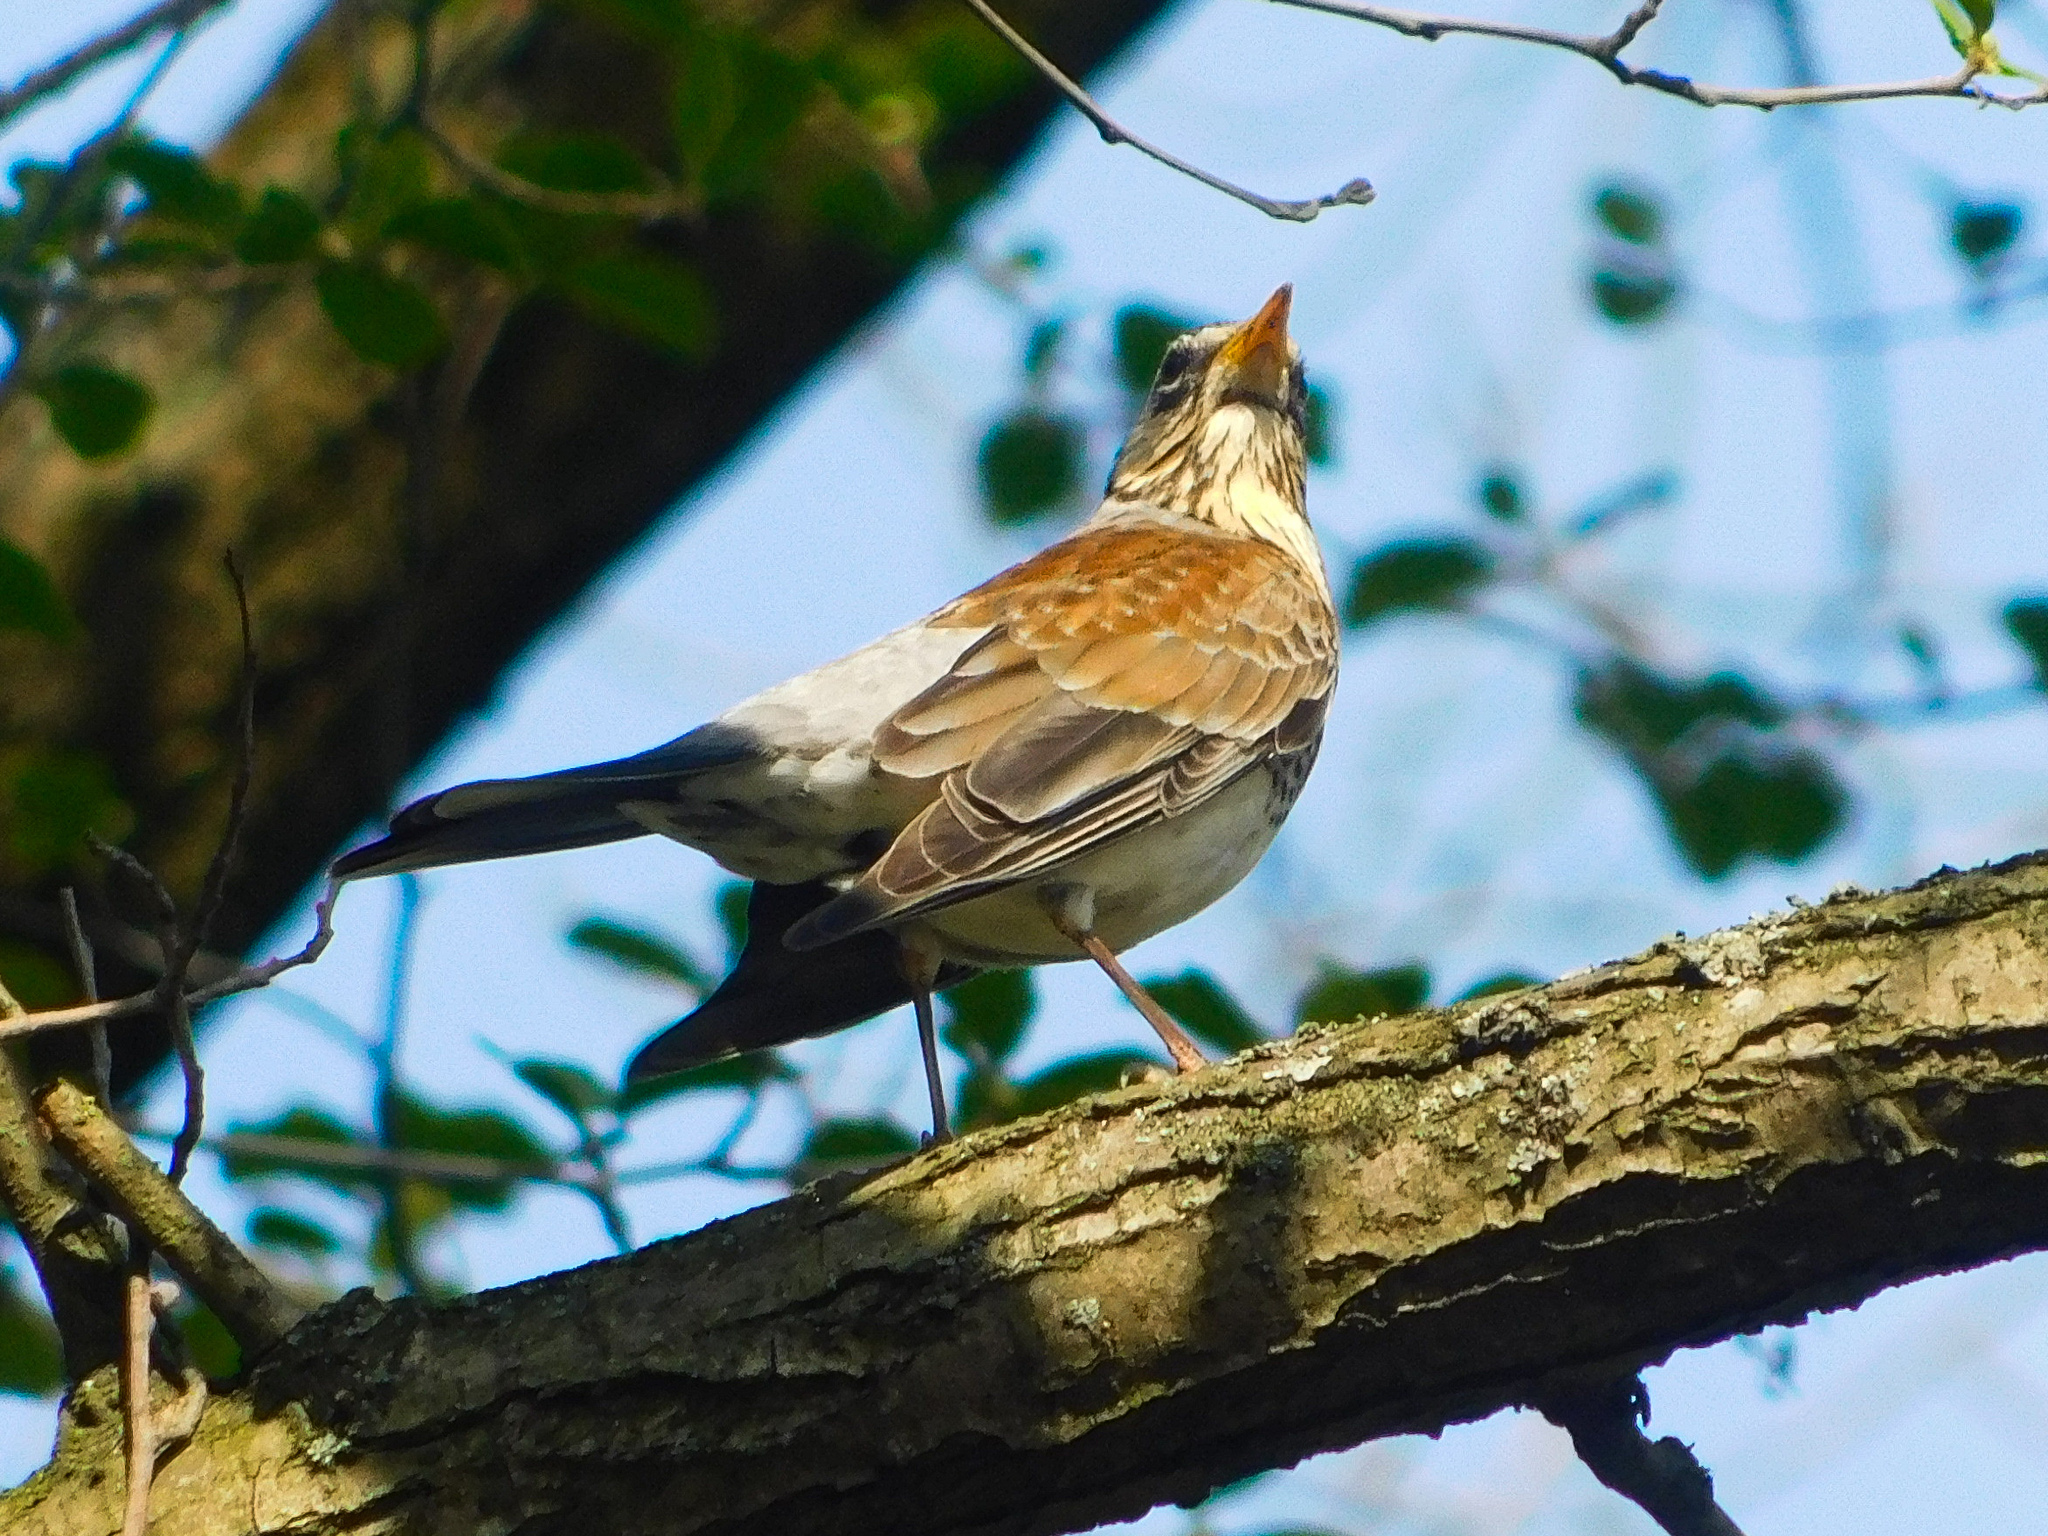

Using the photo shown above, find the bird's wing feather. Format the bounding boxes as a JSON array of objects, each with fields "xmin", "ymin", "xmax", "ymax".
[{"xmin": 788, "ymin": 525, "xmax": 1335, "ymax": 947}]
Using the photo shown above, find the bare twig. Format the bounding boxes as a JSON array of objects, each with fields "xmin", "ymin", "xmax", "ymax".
[
  {"xmin": 960, "ymin": 0, "xmax": 1375, "ymax": 222},
  {"xmin": 37, "ymin": 1079, "xmax": 303, "ymax": 1355},
  {"xmin": 0, "ymin": 0, "xmax": 231, "ymax": 131},
  {"xmin": 119, "ymin": 1254, "xmax": 155, "ymax": 1536},
  {"xmin": 1537, "ymin": 1376, "xmax": 1747, "ymax": 1536},
  {"xmin": 58, "ymin": 887, "xmax": 113, "ymax": 1105},
  {"xmin": 1271, "ymin": 0, "xmax": 2048, "ymax": 110},
  {"xmin": 419, "ymin": 112, "xmax": 701, "ymax": 222},
  {"xmin": 0, "ymin": 882, "xmax": 341, "ymax": 1041}
]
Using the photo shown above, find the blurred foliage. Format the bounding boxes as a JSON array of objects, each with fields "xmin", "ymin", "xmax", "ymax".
[
  {"xmin": 0, "ymin": 1264, "xmax": 63, "ymax": 1398},
  {"xmin": 1345, "ymin": 538, "xmax": 1492, "ymax": 626},
  {"xmin": 978, "ymin": 408, "xmax": 1086, "ymax": 523},
  {"xmin": 1588, "ymin": 180, "xmax": 1678, "ymax": 325},
  {"xmin": 0, "ymin": 0, "xmax": 1034, "ymax": 459}
]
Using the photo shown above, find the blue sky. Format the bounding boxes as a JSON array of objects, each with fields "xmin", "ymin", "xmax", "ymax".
[{"xmin": 6, "ymin": 0, "xmax": 2048, "ymax": 1528}]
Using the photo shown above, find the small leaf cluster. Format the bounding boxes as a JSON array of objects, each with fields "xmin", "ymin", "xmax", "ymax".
[
  {"xmin": 1342, "ymin": 462, "xmax": 1855, "ymax": 880},
  {"xmin": 1587, "ymin": 180, "xmax": 1679, "ymax": 327},
  {"xmin": 0, "ymin": 0, "xmax": 1037, "ymax": 464}
]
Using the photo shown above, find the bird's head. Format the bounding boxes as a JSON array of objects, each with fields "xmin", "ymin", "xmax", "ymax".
[{"xmin": 1103, "ymin": 285, "xmax": 1312, "ymax": 548}]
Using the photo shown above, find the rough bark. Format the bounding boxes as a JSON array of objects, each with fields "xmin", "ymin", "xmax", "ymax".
[
  {"xmin": 10, "ymin": 851, "xmax": 2048, "ymax": 1534},
  {"xmin": 0, "ymin": 0, "xmax": 1174, "ymax": 1084}
]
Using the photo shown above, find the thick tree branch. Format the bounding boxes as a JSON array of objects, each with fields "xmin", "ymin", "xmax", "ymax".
[
  {"xmin": 14, "ymin": 852, "xmax": 2048, "ymax": 1534},
  {"xmin": 35, "ymin": 1079, "xmax": 303, "ymax": 1356}
]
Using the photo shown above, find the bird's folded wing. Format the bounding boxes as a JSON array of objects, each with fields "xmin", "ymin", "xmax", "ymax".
[{"xmin": 787, "ymin": 524, "xmax": 1336, "ymax": 947}]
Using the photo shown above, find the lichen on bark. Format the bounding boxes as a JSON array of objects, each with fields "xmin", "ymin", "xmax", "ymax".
[{"xmin": 10, "ymin": 852, "xmax": 2048, "ymax": 1535}]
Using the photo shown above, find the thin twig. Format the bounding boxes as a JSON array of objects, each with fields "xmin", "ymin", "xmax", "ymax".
[
  {"xmin": 0, "ymin": 882, "xmax": 342, "ymax": 1041},
  {"xmin": 960, "ymin": 0, "xmax": 1375, "ymax": 222},
  {"xmin": 1537, "ymin": 1376, "xmax": 1747, "ymax": 1536},
  {"xmin": 119, "ymin": 1253, "xmax": 154, "ymax": 1536},
  {"xmin": 0, "ymin": 0, "xmax": 231, "ymax": 131},
  {"xmin": 419, "ymin": 112, "xmax": 701, "ymax": 222},
  {"xmin": 37, "ymin": 1079, "xmax": 303, "ymax": 1355},
  {"xmin": 1271, "ymin": 0, "xmax": 2048, "ymax": 110},
  {"xmin": 58, "ymin": 887, "xmax": 113, "ymax": 1104}
]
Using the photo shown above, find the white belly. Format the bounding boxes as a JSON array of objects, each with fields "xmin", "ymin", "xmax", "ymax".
[{"xmin": 911, "ymin": 769, "xmax": 1284, "ymax": 965}]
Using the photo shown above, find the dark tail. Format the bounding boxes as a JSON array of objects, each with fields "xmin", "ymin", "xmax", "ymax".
[
  {"xmin": 333, "ymin": 723, "xmax": 759, "ymax": 880},
  {"xmin": 625, "ymin": 881, "xmax": 973, "ymax": 1081}
]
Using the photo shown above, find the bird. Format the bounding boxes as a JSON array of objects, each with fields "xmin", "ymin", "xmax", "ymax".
[{"xmin": 333, "ymin": 284, "xmax": 1339, "ymax": 1142}]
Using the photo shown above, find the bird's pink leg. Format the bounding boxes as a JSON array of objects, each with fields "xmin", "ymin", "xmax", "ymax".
[
  {"xmin": 899, "ymin": 934, "xmax": 951, "ymax": 1144},
  {"xmin": 1041, "ymin": 887, "xmax": 1208, "ymax": 1075}
]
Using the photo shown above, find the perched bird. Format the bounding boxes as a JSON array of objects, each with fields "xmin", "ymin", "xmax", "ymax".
[{"xmin": 334, "ymin": 285, "xmax": 1338, "ymax": 1140}]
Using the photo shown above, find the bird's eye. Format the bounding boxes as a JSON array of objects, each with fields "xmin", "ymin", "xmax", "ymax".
[{"xmin": 1151, "ymin": 341, "xmax": 1197, "ymax": 393}]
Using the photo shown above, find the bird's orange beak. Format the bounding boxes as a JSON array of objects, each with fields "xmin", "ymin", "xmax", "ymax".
[{"xmin": 1217, "ymin": 284, "xmax": 1293, "ymax": 403}]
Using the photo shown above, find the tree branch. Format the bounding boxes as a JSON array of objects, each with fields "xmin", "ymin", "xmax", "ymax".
[
  {"xmin": 0, "ymin": 0, "xmax": 232, "ymax": 131},
  {"xmin": 0, "ymin": 883, "xmax": 341, "ymax": 1042},
  {"xmin": 35, "ymin": 1079, "xmax": 303, "ymax": 1357},
  {"xmin": 961, "ymin": 0, "xmax": 1376, "ymax": 220},
  {"xmin": 1271, "ymin": 0, "xmax": 2048, "ymax": 109},
  {"xmin": 1537, "ymin": 1376, "xmax": 1746, "ymax": 1536},
  {"xmin": 13, "ymin": 853, "xmax": 2048, "ymax": 1533}
]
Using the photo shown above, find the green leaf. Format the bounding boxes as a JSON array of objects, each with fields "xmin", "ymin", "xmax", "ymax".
[
  {"xmin": 1952, "ymin": 201, "xmax": 2023, "ymax": 268},
  {"xmin": 1592, "ymin": 183, "xmax": 1664, "ymax": 245},
  {"xmin": 1112, "ymin": 303, "xmax": 1199, "ymax": 394},
  {"xmin": 1961, "ymin": 0, "xmax": 1998, "ymax": 34},
  {"xmin": 1657, "ymin": 749, "xmax": 1844, "ymax": 879},
  {"xmin": 171, "ymin": 1298, "xmax": 240, "ymax": 1379},
  {"xmin": 248, "ymin": 1207, "xmax": 341, "ymax": 1258},
  {"xmin": 0, "ymin": 540, "xmax": 76, "ymax": 640},
  {"xmin": 0, "ymin": 941, "xmax": 75, "ymax": 1008},
  {"xmin": 715, "ymin": 880, "xmax": 750, "ymax": 962},
  {"xmin": 105, "ymin": 137, "xmax": 242, "ymax": 231},
  {"xmin": 1344, "ymin": 538, "xmax": 1492, "ymax": 628},
  {"xmin": 702, "ymin": 37, "xmax": 818, "ymax": 200},
  {"xmin": 8, "ymin": 750, "xmax": 133, "ymax": 876},
  {"xmin": 1455, "ymin": 971, "xmax": 1543, "ymax": 1002},
  {"xmin": 1575, "ymin": 660, "xmax": 1785, "ymax": 754},
  {"xmin": 618, "ymin": 1049, "xmax": 792, "ymax": 1113},
  {"xmin": 315, "ymin": 262, "xmax": 447, "ymax": 371},
  {"xmin": 384, "ymin": 196, "xmax": 526, "ymax": 275},
  {"xmin": 795, "ymin": 1116, "xmax": 919, "ymax": 1179},
  {"xmin": 513, "ymin": 1056, "xmax": 616, "ymax": 1123},
  {"xmin": 1574, "ymin": 661, "xmax": 1843, "ymax": 878},
  {"xmin": 557, "ymin": 249, "xmax": 716, "ymax": 359},
  {"xmin": 31, "ymin": 364, "xmax": 153, "ymax": 460},
  {"xmin": 1143, "ymin": 969, "xmax": 1264, "ymax": 1054},
  {"xmin": 940, "ymin": 969, "xmax": 1035, "ymax": 1064},
  {"xmin": 1931, "ymin": 0, "xmax": 1979, "ymax": 52},
  {"xmin": 341, "ymin": 127, "xmax": 435, "ymax": 239},
  {"xmin": 672, "ymin": 24, "xmax": 740, "ymax": 179},
  {"xmin": 977, "ymin": 408, "xmax": 1084, "ymax": 524},
  {"xmin": 567, "ymin": 916, "xmax": 712, "ymax": 992},
  {"xmin": 1591, "ymin": 266, "xmax": 1677, "ymax": 325},
  {"xmin": 1304, "ymin": 383, "xmax": 1335, "ymax": 466},
  {"xmin": 498, "ymin": 129, "xmax": 654, "ymax": 194},
  {"xmin": 1479, "ymin": 468, "xmax": 1524, "ymax": 522},
  {"xmin": 2004, "ymin": 596, "xmax": 2048, "ymax": 687},
  {"xmin": 218, "ymin": 1107, "xmax": 365, "ymax": 1189},
  {"xmin": 1297, "ymin": 962, "xmax": 1429, "ymax": 1027},
  {"xmin": 1023, "ymin": 317, "xmax": 1064, "ymax": 379},
  {"xmin": 234, "ymin": 185, "xmax": 321, "ymax": 264},
  {"xmin": 390, "ymin": 1092, "xmax": 553, "ymax": 1212},
  {"xmin": 1011, "ymin": 1050, "xmax": 1158, "ymax": 1116},
  {"xmin": 0, "ymin": 1266, "xmax": 62, "ymax": 1396}
]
